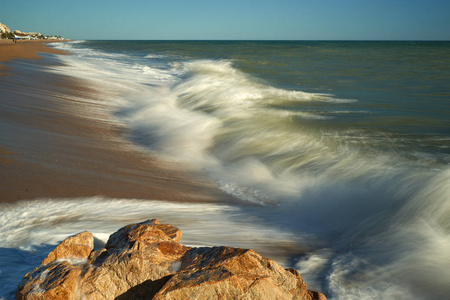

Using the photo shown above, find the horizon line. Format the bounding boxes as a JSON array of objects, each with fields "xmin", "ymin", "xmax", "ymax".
[{"xmin": 75, "ymin": 39, "xmax": 450, "ymax": 42}]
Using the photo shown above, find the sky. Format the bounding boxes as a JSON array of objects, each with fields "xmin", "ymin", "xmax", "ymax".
[{"xmin": 1, "ymin": 0, "xmax": 449, "ymax": 40}]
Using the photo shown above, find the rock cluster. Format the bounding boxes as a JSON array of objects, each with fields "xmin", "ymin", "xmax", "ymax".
[{"xmin": 17, "ymin": 220, "xmax": 326, "ymax": 300}]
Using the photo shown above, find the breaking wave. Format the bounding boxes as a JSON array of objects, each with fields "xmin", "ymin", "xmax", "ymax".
[{"xmin": 17, "ymin": 41, "xmax": 450, "ymax": 299}]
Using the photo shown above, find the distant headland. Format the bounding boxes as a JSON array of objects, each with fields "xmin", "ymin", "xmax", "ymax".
[{"xmin": 0, "ymin": 21, "xmax": 66, "ymax": 40}]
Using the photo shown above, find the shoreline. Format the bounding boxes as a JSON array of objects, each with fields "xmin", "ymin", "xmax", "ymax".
[
  {"xmin": 0, "ymin": 40, "xmax": 229, "ymax": 203},
  {"xmin": 0, "ymin": 39, "xmax": 69, "ymax": 74}
]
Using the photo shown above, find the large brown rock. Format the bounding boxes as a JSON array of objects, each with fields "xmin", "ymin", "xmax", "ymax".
[
  {"xmin": 41, "ymin": 231, "xmax": 94, "ymax": 265},
  {"xmin": 81, "ymin": 220, "xmax": 188, "ymax": 299},
  {"xmin": 16, "ymin": 231, "xmax": 94, "ymax": 300},
  {"xmin": 16, "ymin": 219, "xmax": 326, "ymax": 300},
  {"xmin": 154, "ymin": 246, "xmax": 324, "ymax": 300}
]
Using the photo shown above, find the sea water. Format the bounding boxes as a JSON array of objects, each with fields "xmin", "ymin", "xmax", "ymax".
[{"xmin": 1, "ymin": 41, "xmax": 449, "ymax": 299}]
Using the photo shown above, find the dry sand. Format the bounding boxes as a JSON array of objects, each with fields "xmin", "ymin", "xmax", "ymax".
[
  {"xmin": 0, "ymin": 40, "xmax": 228, "ymax": 203},
  {"xmin": 0, "ymin": 39, "xmax": 69, "ymax": 74}
]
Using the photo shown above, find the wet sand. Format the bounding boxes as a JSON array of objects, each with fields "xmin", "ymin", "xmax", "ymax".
[{"xmin": 0, "ymin": 40, "xmax": 228, "ymax": 203}]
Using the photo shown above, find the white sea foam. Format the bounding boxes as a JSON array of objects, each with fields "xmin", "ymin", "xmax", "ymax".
[
  {"xmin": 48, "ymin": 44, "xmax": 450, "ymax": 211},
  {"xmin": 331, "ymin": 110, "xmax": 371, "ymax": 114},
  {"xmin": 145, "ymin": 53, "xmax": 167, "ymax": 59},
  {"xmin": 2, "ymin": 166, "xmax": 444, "ymax": 299},
  {"xmin": 137, "ymin": 65, "xmax": 174, "ymax": 80},
  {"xmin": 0, "ymin": 197, "xmax": 301, "ymax": 253},
  {"xmin": 30, "ymin": 43, "xmax": 450, "ymax": 299},
  {"xmin": 0, "ymin": 197, "xmax": 303, "ymax": 299}
]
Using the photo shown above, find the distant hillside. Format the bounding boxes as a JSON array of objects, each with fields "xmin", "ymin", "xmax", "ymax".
[
  {"xmin": 0, "ymin": 21, "xmax": 64, "ymax": 40},
  {"xmin": 0, "ymin": 22, "xmax": 11, "ymax": 33},
  {"xmin": 0, "ymin": 22, "xmax": 14, "ymax": 39}
]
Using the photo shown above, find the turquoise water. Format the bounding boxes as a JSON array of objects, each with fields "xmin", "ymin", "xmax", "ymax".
[{"xmin": 1, "ymin": 41, "xmax": 449, "ymax": 299}]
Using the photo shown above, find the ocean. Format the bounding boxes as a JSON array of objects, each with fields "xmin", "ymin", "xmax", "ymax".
[{"xmin": 1, "ymin": 41, "xmax": 449, "ymax": 299}]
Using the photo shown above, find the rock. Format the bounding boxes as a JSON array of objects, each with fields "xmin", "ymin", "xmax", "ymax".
[
  {"xmin": 17, "ymin": 220, "xmax": 326, "ymax": 300},
  {"xmin": 16, "ymin": 232, "xmax": 94, "ymax": 300},
  {"xmin": 41, "ymin": 231, "xmax": 94, "ymax": 265},
  {"xmin": 17, "ymin": 261, "xmax": 82, "ymax": 300},
  {"xmin": 154, "ymin": 247, "xmax": 322, "ymax": 300},
  {"xmin": 81, "ymin": 220, "xmax": 188, "ymax": 299}
]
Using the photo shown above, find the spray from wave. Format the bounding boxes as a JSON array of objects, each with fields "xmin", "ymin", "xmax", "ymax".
[
  {"xmin": 0, "ymin": 197, "xmax": 303, "ymax": 299},
  {"xmin": 32, "ymin": 41, "xmax": 450, "ymax": 299}
]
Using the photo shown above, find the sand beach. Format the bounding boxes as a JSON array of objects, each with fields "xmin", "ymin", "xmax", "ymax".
[
  {"xmin": 0, "ymin": 40, "xmax": 226, "ymax": 203},
  {"xmin": 0, "ymin": 40, "xmax": 68, "ymax": 74},
  {"xmin": 1, "ymin": 1, "xmax": 449, "ymax": 298}
]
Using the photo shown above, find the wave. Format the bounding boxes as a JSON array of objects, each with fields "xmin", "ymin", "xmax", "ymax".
[
  {"xmin": 322, "ymin": 168, "xmax": 450, "ymax": 299},
  {"xmin": 1, "ymin": 168, "xmax": 449, "ymax": 299},
  {"xmin": 145, "ymin": 53, "xmax": 167, "ymax": 59},
  {"xmin": 0, "ymin": 197, "xmax": 301, "ymax": 255},
  {"xmin": 40, "ymin": 42, "xmax": 450, "ymax": 299}
]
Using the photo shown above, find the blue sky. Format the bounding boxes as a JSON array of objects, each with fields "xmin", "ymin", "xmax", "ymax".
[{"xmin": 1, "ymin": 0, "xmax": 449, "ymax": 40}]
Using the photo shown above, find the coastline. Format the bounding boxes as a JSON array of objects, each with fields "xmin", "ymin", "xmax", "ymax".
[
  {"xmin": 2, "ymin": 39, "xmax": 449, "ymax": 300},
  {"xmin": 0, "ymin": 39, "xmax": 69, "ymax": 74},
  {"xmin": 0, "ymin": 40, "xmax": 228, "ymax": 203}
]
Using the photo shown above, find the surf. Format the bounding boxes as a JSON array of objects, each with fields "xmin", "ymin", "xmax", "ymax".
[{"xmin": 11, "ymin": 40, "xmax": 447, "ymax": 299}]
